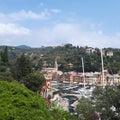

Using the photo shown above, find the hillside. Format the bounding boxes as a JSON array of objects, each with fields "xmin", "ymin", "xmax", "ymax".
[
  {"xmin": 0, "ymin": 81, "xmax": 53, "ymax": 120},
  {"xmin": 16, "ymin": 45, "xmax": 31, "ymax": 50},
  {"xmin": 0, "ymin": 44, "xmax": 120, "ymax": 73}
]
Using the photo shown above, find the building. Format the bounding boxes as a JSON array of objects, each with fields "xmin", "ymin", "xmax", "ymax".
[
  {"xmin": 68, "ymin": 63, "xmax": 73, "ymax": 68},
  {"xmin": 106, "ymin": 51, "xmax": 113, "ymax": 57},
  {"xmin": 86, "ymin": 47, "xmax": 95, "ymax": 55}
]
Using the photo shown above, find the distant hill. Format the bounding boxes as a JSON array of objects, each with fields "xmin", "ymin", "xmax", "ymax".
[
  {"xmin": 16, "ymin": 45, "xmax": 31, "ymax": 50},
  {"xmin": 0, "ymin": 44, "xmax": 120, "ymax": 74}
]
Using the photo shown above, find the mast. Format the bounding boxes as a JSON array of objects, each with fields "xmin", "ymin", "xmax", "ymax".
[
  {"xmin": 82, "ymin": 57, "xmax": 85, "ymax": 89},
  {"xmin": 100, "ymin": 49, "xmax": 104, "ymax": 86}
]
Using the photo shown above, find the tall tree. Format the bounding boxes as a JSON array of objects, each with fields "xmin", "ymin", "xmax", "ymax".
[
  {"xmin": 93, "ymin": 85, "xmax": 120, "ymax": 120},
  {"xmin": 1, "ymin": 46, "xmax": 8, "ymax": 64},
  {"xmin": 22, "ymin": 72, "xmax": 45, "ymax": 92},
  {"xmin": 12, "ymin": 54, "xmax": 32, "ymax": 80},
  {"xmin": 76, "ymin": 85, "xmax": 120, "ymax": 120},
  {"xmin": 76, "ymin": 97, "xmax": 95, "ymax": 120}
]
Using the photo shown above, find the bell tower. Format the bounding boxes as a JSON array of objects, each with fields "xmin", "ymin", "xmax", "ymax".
[{"xmin": 54, "ymin": 60, "xmax": 58, "ymax": 71}]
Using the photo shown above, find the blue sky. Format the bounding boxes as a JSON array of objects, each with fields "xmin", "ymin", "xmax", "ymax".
[{"xmin": 0, "ymin": 0, "xmax": 120, "ymax": 48}]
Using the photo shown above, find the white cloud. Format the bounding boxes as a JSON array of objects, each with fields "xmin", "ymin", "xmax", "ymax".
[
  {"xmin": 9, "ymin": 9, "xmax": 50, "ymax": 21},
  {"xmin": 50, "ymin": 9, "xmax": 61, "ymax": 13},
  {"xmin": 0, "ymin": 39, "xmax": 12, "ymax": 46},
  {"xmin": 0, "ymin": 10, "xmax": 47, "ymax": 22},
  {"xmin": 0, "ymin": 13, "xmax": 7, "ymax": 22},
  {"xmin": 0, "ymin": 22, "xmax": 119, "ymax": 48},
  {"xmin": 0, "ymin": 23, "xmax": 30, "ymax": 35},
  {"xmin": 0, "ymin": 9, "xmax": 61, "ymax": 22},
  {"xmin": 28, "ymin": 23, "xmax": 120, "ymax": 48}
]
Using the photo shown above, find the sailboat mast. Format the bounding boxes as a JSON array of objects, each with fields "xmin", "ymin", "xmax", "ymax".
[
  {"xmin": 100, "ymin": 49, "xmax": 104, "ymax": 86},
  {"xmin": 82, "ymin": 57, "xmax": 85, "ymax": 89}
]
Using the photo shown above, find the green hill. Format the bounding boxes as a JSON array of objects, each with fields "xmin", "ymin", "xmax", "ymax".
[
  {"xmin": 0, "ymin": 81, "xmax": 78, "ymax": 120},
  {"xmin": 0, "ymin": 81, "xmax": 53, "ymax": 120},
  {"xmin": 0, "ymin": 44, "xmax": 120, "ymax": 73}
]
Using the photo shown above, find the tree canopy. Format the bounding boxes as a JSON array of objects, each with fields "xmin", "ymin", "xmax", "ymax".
[
  {"xmin": 76, "ymin": 97, "xmax": 95, "ymax": 120},
  {"xmin": 76, "ymin": 85, "xmax": 120, "ymax": 120},
  {"xmin": 22, "ymin": 72, "xmax": 46, "ymax": 92},
  {"xmin": 0, "ymin": 81, "xmax": 77, "ymax": 120},
  {"xmin": 92, "ymin": 85, "xmax": 120, "ymax": 120},
  {"xmin": 0, "ymin": 45, "xmax": 120, "ymax": 74},
  {"xmin": 0, "ymin": 46, "xmax": 9, "ymax": 64},
  {"xmin": 0, "ymin": 81, "xmax": 53, "ymax": 120},
  {"xmin": 11, "ymin": 53, "xmax": 32, "ymax": 80}
]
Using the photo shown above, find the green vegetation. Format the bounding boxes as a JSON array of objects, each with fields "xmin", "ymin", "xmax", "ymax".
[
  {"xmin": 50, "ymin": 108, "xmax": 77, "ymax": 120},
  {"xmin": 92, "ymin": 85, "xmax": 120, "ymax": 120},
  {"xmin": 76, "ymin": 97, "xmax": 95, "ymax": 120},
  {"xmin": 1, "ymin": 46, "xmax": 9, "ymax": 64},
  {"xmin": 0, "ymin": 45, "xmax": 120, "ymax": 74},
  {"xmin": 11, "ymin": 53, "xmax": 32, "ymax": 80},
  {"xmin": 0, "ymin": 81, "xmax": 53, "ymax": 120},
  {"xmin": 22, "ymin": 72, "xmax": 45, "ymax": 92},
  {"xmin": 0, "ymin": 45, "xmax": 120, "ymax": 120},
  {"xmin": 0, "ymin": 46, "xmax": 14, "ymax": 82},
  {"xmin": 0, "ymin": 81, "xmax": 77, "ymax": 120},
  {"xmin": 76, "ymin": 85, "xmax": 120, "ymax": 120}
]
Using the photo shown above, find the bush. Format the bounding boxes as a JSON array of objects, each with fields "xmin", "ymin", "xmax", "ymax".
[
  {"xmin": 0, "ymin": 81, "xmax": 53, "ymax": 120},
  {"xmin": 22, "ymin": 72, "xmax": 45, "ymax": 92}
]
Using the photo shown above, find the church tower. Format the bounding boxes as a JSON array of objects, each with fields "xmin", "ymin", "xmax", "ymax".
[{"xmin": 54, "ymin": 59, "xmax": 58, "ymax": 71}]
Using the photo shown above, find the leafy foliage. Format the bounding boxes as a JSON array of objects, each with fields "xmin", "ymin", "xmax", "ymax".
[
  {"xmin": 76, "ymin": 97, "xmax": 95, "ymax": 120},
  {"xmin": 0, "ymin": 45, "xmax": 120, "ymax": 74},
  {"xmin": 1, "ymin": 46, "xmax": 9, "ymax": 64},
  {"xmin": 0, "ymin": 46, "xmax": 14, "ymax": 82},
  {"xmin": 28, "ymin": 46, "xmax": 120, "ymax": 73},
  {"xmin": 0, "ymin": 81, "xmax": 53, "ymax": 120},
  {"xmin": 22, "ymin": 72, "xmax": 46, "ymax": 92},
  {"xmin": 0, "ymin": 72, "xmax": 14, "ymax": 82},
  {"xmin": 11, "ymin": 54, "xmax": 32, "ymax": 80},
  {"xmin": 92, "ymin": 85, "xmax": 120, "ymax": 120},
  {"xmin": 50, "ymin": 108, "xmax": 77, "ymax": 120},
  {"xmin": 76, "ymin": 85, "xmax": 120, "ymax": 120},
  {"xmin": 0, "ymin": 81, "xmax": 78, "ymax": 120}
]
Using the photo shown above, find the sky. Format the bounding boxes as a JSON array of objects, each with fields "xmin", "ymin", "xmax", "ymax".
[{"xmin": 0, "ymin": 0, "xmax": 120, "ymax": 48}]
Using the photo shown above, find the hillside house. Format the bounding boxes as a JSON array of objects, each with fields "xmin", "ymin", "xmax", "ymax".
[
  {"xmin": 106, "ymin": 51, "xmax": 113, "ymax": 57},
  {"xmin": 86, "ymin": 47, "xmax": 95, "ymax": 55}
]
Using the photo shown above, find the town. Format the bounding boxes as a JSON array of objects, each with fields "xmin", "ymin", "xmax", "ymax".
[
  {"xmin": 0, "ymin": 0, "xmax": 120, "ymax": 119},
  {"xmin": 40, "ymin": 58, "xmax": 120, "ymax": 114}
]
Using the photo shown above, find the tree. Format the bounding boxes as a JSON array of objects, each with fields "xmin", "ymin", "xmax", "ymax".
[
  {"xmin": 50, "ymin": 108, "xmax": 78, "ymax": 120},
  {"xmin": 12, "ymin": 54, "xmax": 32, "ymax": 80},
  {"xmin": 0, "ymin": 81, "xmax": 54, "ymax": 120},
  {"xmin": 1, "ymin": 46, "xmax": 9, "ymax": 64},
  {"xmin": 34, "ymin": 59, "xmax": 43, "ymax": 71},
  {"xmin": 0, "ymin": 46, "xmax": 13, "ymax": 82},
  {"xmin": 76, "ymin": 97, "xmax": 95, "ymax": 120},
  {"xmin": 76, "ymin": 85, "xmax": 120, "ymax": 120},
  {"xmin": 22, "ymin": 72, "xmax": 46, "ymax": 92},
  {"xmin": 92, "ymin": 85, "xmax": 120, "ymax": 120},
  {"xmin": 0, "ymin": 72, "xmax": 14, "ymax": 82},
  {"xmin": 0, "ymin": 46, "xmax": 9, "ymax": 73},
  {"xmin": 0, "ymin": 81, "xmax": 78, "ymax": 120}
]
